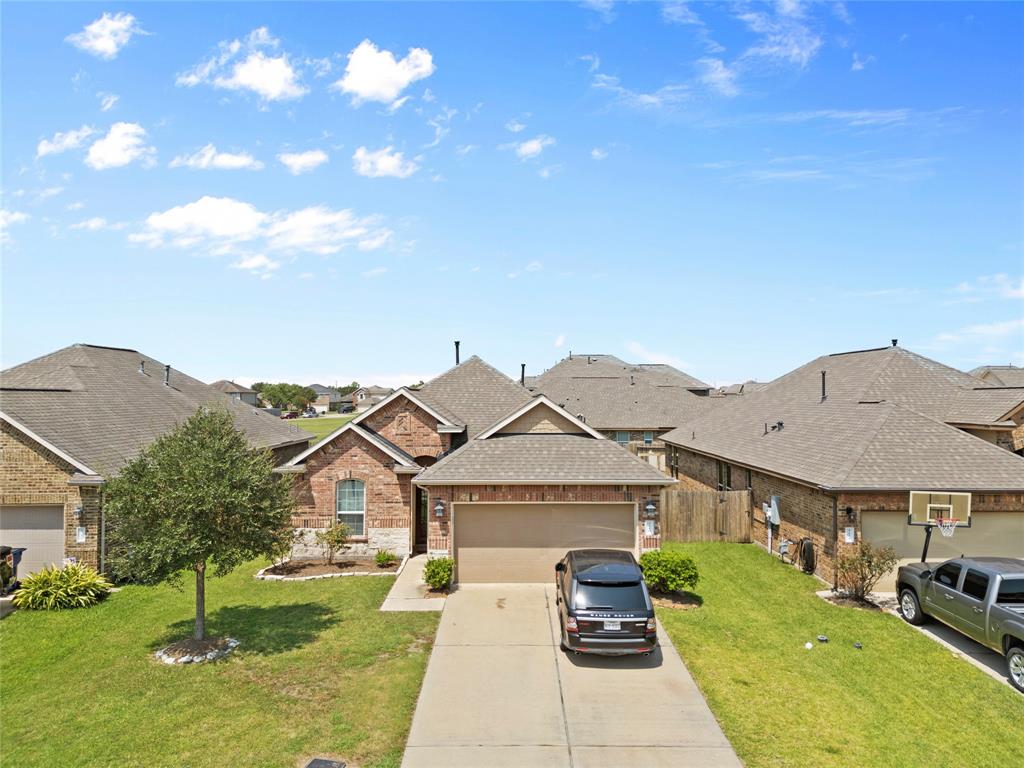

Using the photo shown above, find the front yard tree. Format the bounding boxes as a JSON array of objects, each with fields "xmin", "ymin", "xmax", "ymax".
[{"xmin": 105, "ymin": 407, "xmax": 293, "ymax": 641}]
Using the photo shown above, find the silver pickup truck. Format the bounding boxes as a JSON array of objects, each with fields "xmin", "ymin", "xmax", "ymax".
[{"xmin": 896, "ymin": 557, "xmax": 1024, "ymax": 692}]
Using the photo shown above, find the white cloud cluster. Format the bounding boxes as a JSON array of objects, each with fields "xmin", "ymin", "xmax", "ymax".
[
  {"xmin": 98, "ymin": 92, "xmax": 119, "ymax": 111},
  {"xmin": 0, "ymin": 209, "xmax": 29, "ymax": 243},
  {"xmin": 177, "ymin": 27, "xmax": 308, "ymax": 103},
  {"xmin": 70, "ymin": 216, "xmax": 125, "ymax": 231},
  {"xmin": 592, "ymin": 73, "xmax": 689, "ymax": 110},
  {"xmin": 277, "ymin": 149, "xmax": 329, "ymax": 175},
  {"xmin": 736, "ymin": 2, "xmax": 823, "ymax": 69},
  {"xmin": 37, "ymin": 125, "xmax": 95, "ymax": 158},
  {"xmin": 625, "ymin": 341, "xmax": 690, "ymax": 369},
  {"xmin": 231, "ymin": 254, "xmax": 281, "ymax": 279},
  {"xmin": 697, "ymin": 58, "xmax": 739, "ymax": 97},
  {"xmin": 85, "ymin": 122, "xmax": 155, "ymax": 169},
  {"xmin": 505, "ymin": 119, "xmax": 526, "ymax": 133},
  {"xmin": 66, "ymin": 12, "xmax": 145, "ymax": 60},
  {"xmin": 590, "ymin": 147, "xmax": 608, "ymax": 160},
  {"xmin": 131, "ymin": 195, "xmax": 393, "ymax": 258},
  {"xmin": 507, "ymin": 135, "xmax": 555, "ymax": 160},
  {"xmin": 333, "ymin": 39, "xmax": 435, "ymax": 107},
  {"xmin": 170, "ymin": 144, "xmax": 264, "ymax": 170},
  {"xmin": 352, "ymin": 146, "xmax": 419, "ymax": 178}
]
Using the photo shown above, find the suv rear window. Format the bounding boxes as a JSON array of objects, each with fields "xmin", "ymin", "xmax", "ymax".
[
  {"xmin": 574, "ymin": 583, "xmax": 646, "ymax": 611},
  {"xmin": 997, "ymin": 578, "xmax": 1024, "ymax": 605}
]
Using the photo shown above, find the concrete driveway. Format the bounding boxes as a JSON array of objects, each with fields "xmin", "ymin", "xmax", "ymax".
[{"xmin": 402, "ymin": 584, "xmax": 740, "ymax": 768}]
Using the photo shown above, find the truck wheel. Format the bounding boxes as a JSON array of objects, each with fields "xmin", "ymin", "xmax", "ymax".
[
  {"xmin": 1008, "ymin": 647, "xmax": 1024, "ymax": 694},
  {"xmin": 899, "ymin": 589, "xmax": 926, "ymax": 625}
]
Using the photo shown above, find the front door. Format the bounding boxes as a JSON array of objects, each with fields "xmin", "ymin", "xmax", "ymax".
[{"xmin": 414, "ymin": 488, "xmax": 428, "ymax": 554}]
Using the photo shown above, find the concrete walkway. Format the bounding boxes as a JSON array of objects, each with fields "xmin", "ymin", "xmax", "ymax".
[
  {"xmin": 402, "ymin": 584, "xmax": 741, "ymax": 768},
  {"xmin": 380, "ymin": 554, "xmax": 446, "ymax": 612}
]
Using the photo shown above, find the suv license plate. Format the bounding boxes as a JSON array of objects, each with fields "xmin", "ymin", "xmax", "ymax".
[{"xmin": 603, "ymin": 620, "xmax": 621, "ymax": 631}]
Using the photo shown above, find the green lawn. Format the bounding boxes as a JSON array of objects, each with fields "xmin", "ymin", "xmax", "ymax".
[
  {"xmin": 297, "ymin": 414, "xmax": 356, "ymax": 441},
  {"xmin": 0, "ymin": 563, "xmax": 438, "ymax": 768},
  {"xmin": 658, "ymin": 543, "xmax": 1024, "ymax": 768}
]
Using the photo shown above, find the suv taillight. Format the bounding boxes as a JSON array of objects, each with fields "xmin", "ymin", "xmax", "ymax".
[
  {"xmin": 646, "ymin": 618, "xmax": 657, "ymax": 633},
  {"xmin": 565, "ymin": 616, "xmax": 579, "ymax": 634}
]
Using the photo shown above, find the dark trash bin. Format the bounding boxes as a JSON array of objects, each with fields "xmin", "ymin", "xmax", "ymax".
[{"xmin": 1, "ymin": 546, "xmax": 27, "ymax": 595}]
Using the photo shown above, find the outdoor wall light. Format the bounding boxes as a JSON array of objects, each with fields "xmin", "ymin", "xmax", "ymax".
[
  {"xmin": 433, "ymin": 500, "xmax": 445, "ymax": 517},
  {"xmin": 73, "ymin": 505, "xmax": 83, "ymax": 520},
  {"xmin": 645, "ymin": 502, "xmax": 657, "ymax": 517}
]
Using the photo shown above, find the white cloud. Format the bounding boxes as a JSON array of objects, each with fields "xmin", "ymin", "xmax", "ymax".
[
  {"xmin": 507, "ymin": 135, "xmax": 555, "ymax": 160},
  {"xmin": 456, "ymin": 144, "xmax": 478, "ymax": 156},
  {"xmin": 98, "ymin": 92, "xmax": 119, "ymax": 111},
  {"xmin": 590, "ymin": 147, "xmax": 608, "ymax": 160},
  {"xmin": 554, "ymin": 334, "xmax": 566, "ymax": 348},
  {"xmin": 177, "ymin": 27, "xmax": 307, "ymax": 104},
  {"xmin": 851, "ymin": 52, "xmax": 876, "ymax": 72},
  {"xmin": 0, "ymin": 210, "xmax": 29, "ymax": 243},
  {"xmin": 361, "ymin": 266, "xmax": 387, "ymax": 278},
  {"xmin": 34, "ymin": 186, "xmax": 64, "ymax": 202},
  {"xmin": 959, "ymin": 273, "xmax": 1024, "ymax": 300},
  {"xmin": 422, "ymin": 88, "xmax": 436, "ymax": 103},
  {"xmin": 661, "ymin": 1, "xmax": 701, "ymax": 25},
  {"xmin": 37, "ymin": 125, "xmax": 96, "ymax": 158},
  {"xmin": 231, "ymin": 254, "xmax": 281, "ymax": 278},
  {"xmin": 538, "ymin": 164, "xmax": 562, "ymax": 179},
  {"xmin": 625, "ymin": 341, "xmax": 690, "ymax": 369},
  {"xmin": 581, "ymin": 0, "xmax": 616, "ymax": 23},
  {"xmin": 579, "ymin": 54, "xmax": 601, "ymax": 73},
  {"xmin": 505, "ymin": 119, "xmax": 526, "ymax": 133},
  {"xmin": 66, "ymin": 201, "xmax": 86, "ymax": 211},
  {"xmin": 698, "ymin": 58, "xmax": 739, "ymax": 96},
  {"xmin": 170, "ymin": 144, "xmax": 264, "ymax": 170},
  {"xmin": 66, "ymin": 12, "xmax": 145, "ymax": 60},
  {"xmin": 277, "ymin": 149, "xmax": 329, "ymax": 175},
  {"xmin": 85, "ymin": 122, "xmax": 155, "ymax": 169},
  {"xmin": 70, "ymin": 216, "xmax": 125, "ymax": 231},
  {"xmin": 133, "ymin": 196, "xmax": 393, "ymax": 260},
  {"xmin": 936, "ymin": 318, "xmax": 1024, "ymax": 345},
  {"xmin": 736, "ymin": 5, "xmax": 823, "ymax": 68},
  {"xmin": 352, "ymin": 146, "xmax": 419, "ymax": 178},
  {"xmin": 333, "ymin": 39, "xmax": 435, "ymax": 107},
  {"xmin": 424, "ymin": 107, "xmax": 457, "ymax": 148},
  {"xmin": 592, "ymin": 73, "xmax": 689, "ymax": 109},
  {"xmin": 526, "ymin": 260, "xmax": 544, "ymax": 272}
]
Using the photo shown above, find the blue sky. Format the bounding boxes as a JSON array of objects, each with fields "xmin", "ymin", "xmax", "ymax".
[{"xmin": 2, "ymin": 1, "xmax": 1022, "ymax": 388}]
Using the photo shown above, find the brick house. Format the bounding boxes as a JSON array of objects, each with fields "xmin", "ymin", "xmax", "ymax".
[
  {"xmin": 281, "ymin": 355, "xmax": 674, "ymax": 582},
  {"xmin": 308, "ymin": 384, "xmax": 343, "ymax": 414},
  {"xmin": 351, "ymin": 385, "xmax": 394, "ymax": 412},
  {"xmin": 970, "ymin": 365, "xmax": 1024, "ymax": 452},
  {"xmin": 210, "ymin": 379, "xmax": 259, "ymax": 406},
  {"xmin": 0, "ymin": 344, "xmax": 312, "ymax": 576},
  {"xmin": 528, "ymin": 353, "xmax": 714, "ymax": 472},
  {"xmin": 661, "ymin": 343, "xmax": 1024, "ymax": 590}
]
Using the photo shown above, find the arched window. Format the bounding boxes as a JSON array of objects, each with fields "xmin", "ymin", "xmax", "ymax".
[{"xmin": 336, "ymin": 479, "xmax": 365, "ymax": 536}]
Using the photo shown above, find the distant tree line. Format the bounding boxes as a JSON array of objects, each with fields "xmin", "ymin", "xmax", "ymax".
[{"xmin": 251, "ymin": 383, "xmax": 318, "ymax": 411}]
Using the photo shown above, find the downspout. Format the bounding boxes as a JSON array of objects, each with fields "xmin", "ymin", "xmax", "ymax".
[
  {"xmin": 100, "ymin": 485, "xmax": 106, "ymax": 575},
  {"xmin": 831, "ymin": 496, "xmax": 838, "ymax": 590}
]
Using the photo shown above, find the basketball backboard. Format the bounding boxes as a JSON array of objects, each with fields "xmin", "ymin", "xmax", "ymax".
[{"xmin": 908, "ymin": 491, "xmax": 972, "ymax": 528}]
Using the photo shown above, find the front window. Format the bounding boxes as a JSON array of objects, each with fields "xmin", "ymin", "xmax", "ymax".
[
  {"xmin": 933, "ymin": 562, "xmax": 961, "ymax": 588},
  {"xmin": 336, "ymin": 479, "xmax": 365, "ymax": 536},
  {"xmin": 615, "ymin": 431, "xmax": 630, "ymax": 446},
  {"xmin": 643, "ymin": 431, "xmax": 654, "ymax": 446}
]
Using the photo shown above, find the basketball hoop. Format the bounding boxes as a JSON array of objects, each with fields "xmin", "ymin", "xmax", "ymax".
[{"xmin": 934, "ymin": 518, "xmax": 959, "ymax": 538}]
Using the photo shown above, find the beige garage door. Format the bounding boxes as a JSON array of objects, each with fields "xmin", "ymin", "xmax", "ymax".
[
  {"xmin": 454, "ymin": 503, "xmax": 635, "ymax": 583},
  {"xmin": 0, "ymin": 505, "xmax": 65, "ymax": 576},
  {"xmin": 862, "ymin": 511, "xmax": 1024, "ymax": 591}
]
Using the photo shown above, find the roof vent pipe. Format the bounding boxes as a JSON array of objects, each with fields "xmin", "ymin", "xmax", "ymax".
[
  {"xmin": 520, "ymin": 363, "xmax": 526, "ymax": 386},
  {"xmin": 630, "ymin": 375, "xmax": 635, "ymax": 386},
  {"xmin": 821, "ymin": 370, "xmax": 827, "ymax": 401},
  {"xmin": 892, "ymin": 338, "xmax": 898, "ymax": 347},
  {"xmin": 163, "ymin": 364, "xmax": 170, "ymax": 386},
  {"xmin": 139, "ymin": 360, "xmax": 145, "ymax": 375},
  {"xmin": 454, "ymin": 340, "xmax": 460, "ymax": 365}
]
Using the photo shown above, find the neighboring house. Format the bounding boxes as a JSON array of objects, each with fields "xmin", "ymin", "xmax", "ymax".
[
  {"xmin": 529, "ymin": 353, "xmax": 714, "ymax": 471},
  {"xmin": 660, "ymin": 343, "xmax": 1024, "ymax": 589},
  {"xmin": 712, "ymin": 380, "xmax": 767, "ymax": 397},
  {"xmin": 0, "ymin": 344, "xmax": 313, "ymax": 576},
  {"xmin": 308, "ymin": 383, "xmax": 343, "ymax": 414},
  {"xmin": 351, "ymin": 385, "xmax": 394, "ymax": 412},
  {"xmin": 210, "ymin": 379, "xmax": 259, "ymax": 406},
  {"xmin": 281, "ymin": 355, "xmax": 673, "ymax": 582},
  {"xmin": 971, "ymin": 366, "xmax": 1024, "ymax": 451}
]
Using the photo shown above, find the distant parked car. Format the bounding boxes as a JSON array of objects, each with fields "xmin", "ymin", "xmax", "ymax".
[
  {"xmin": 301, "ymin": 409, "xmax": 317, "ymax": 418},
  {"xmin": 897, "ymin": 557, "xmax": 1024, "ymax": 693},
  {"xmin": 339, "ymin": 404, "xmax": 355, "ymax": 414},
  {"xmin": 555, "ymin": 549, "xmax": 657, "ymax": 656},
  {"xmin": 281, "ymin": 412, "xmax": 298, "ymax": 420}
]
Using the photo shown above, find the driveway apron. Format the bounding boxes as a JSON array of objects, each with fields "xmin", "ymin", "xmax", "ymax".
[{"xmin": 401, "ymin": 584, "xmax": 741, "ymax": 768}]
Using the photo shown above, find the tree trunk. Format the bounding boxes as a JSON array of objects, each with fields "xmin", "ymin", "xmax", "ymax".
[{"xmin": 194, "ymin": 561, "xmax": 206, "ymax": 641}]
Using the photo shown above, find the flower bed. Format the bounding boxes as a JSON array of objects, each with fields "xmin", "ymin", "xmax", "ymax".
[{"xmin": 256, "ymin": 555, "xmax": 408, "ymax": 581}]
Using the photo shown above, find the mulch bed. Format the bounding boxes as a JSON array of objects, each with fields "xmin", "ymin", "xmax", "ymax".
[
  {"xmin": 651, "ymin": 591, "xmax": 703, "ymax": 611},
  {"xmin": 821, "ymin": 593, "xmax": 883, "ymax": 611},
  {"xmin": 264, "ymin": 557, "xmax": 399, "ymax": 578}
]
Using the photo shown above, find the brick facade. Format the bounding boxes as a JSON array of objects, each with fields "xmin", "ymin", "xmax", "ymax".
[
  {"xmin": 359, "ymin": 396, "xmax": 450, "ymax": 459},
  {"xmin": 0, "ymin": 421, "xmax": 102, "ymax": 569},
  {"xmin": 423, "ymin": 484, "xmax": 666, "ymax": 556}
]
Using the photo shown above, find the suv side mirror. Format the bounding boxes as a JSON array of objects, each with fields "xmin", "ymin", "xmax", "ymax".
[{"xmin": 555, "ymin": 562, "xmax": 566, "ymax": 572}]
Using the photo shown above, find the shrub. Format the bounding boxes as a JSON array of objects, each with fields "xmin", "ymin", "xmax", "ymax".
[
  {"xmin": 639, "ymin": 550, "xmax": 699, "ymax": 594},
  {"xmin": 13, "ymin": 563, "xmax": 112, "ymax": 610},
  {"xmin": 837, "ymin": 542, "xmax": 898, "ymax": 600},
  {"xmin": 423, "ymin": 557, "xmax": 453, "ymax": 591},
  {"xmin": 375, "ymin": 549, "xmax": 398, "ymax": 568},
  {"xmin": 315, "ymin": 522, "xmax": 351, "ymax": 565}
]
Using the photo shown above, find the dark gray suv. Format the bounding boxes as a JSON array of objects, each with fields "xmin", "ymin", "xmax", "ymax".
[{"xmin": 555, "ymin": 549, "xmax": 657, "ymax": 655}]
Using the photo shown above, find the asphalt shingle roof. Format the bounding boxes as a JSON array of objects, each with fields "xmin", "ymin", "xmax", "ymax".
[
  {"xmin": 536, "ymin": 354, "xmax": 710, "ymax": 389},
  {"xmin": 414, "ymin": 433, "xmax": 676, "ymax": 485},
  {"xmin": 971, "ymin": 365, "xmax": 1024, "ymax": 388},
  {"xmin": 1, "ymin": 344, "xmax": 312, "ymax": 476},
  {"xmin": 210, "ymin": 379, "xmax": 255, "ymax": 395},
  {"xmin": 416, "ymin": 356, "xmax": 533, "ymax": 438}
]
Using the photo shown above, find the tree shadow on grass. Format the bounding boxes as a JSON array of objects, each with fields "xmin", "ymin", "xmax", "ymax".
[{"xmin": 149, "ymin": 602, "xmax": 337, "ymax": 655}]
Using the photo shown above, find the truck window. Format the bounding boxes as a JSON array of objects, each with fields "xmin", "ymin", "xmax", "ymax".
[
  {"xmin": 961, "ymin": 569, "xmax": 989, "ymax": 601},
  {"xmin": 997, "ymin": 578, "xmax": 1024, "ymax": 606},
  {"xmin": 933, "ymin": 562, "xmax": 962, "ymax": 588}
]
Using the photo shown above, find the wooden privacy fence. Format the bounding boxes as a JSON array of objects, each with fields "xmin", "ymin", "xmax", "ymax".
[{"xmin": 660, "ymin": 489, "xmax": 752, "ymax": 543}]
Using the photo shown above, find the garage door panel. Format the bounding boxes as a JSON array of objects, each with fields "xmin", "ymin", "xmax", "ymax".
[
  {"xmin": 862, "ymin": 511, "xmax": 1024, "ymax": 591},
  {"xmin": 0, "ymin": 505, "xmax": 65, "ymax": 576},
  {"xmin": 455, "ymin": 503, "xmax": 635, "ymax": 583}
]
